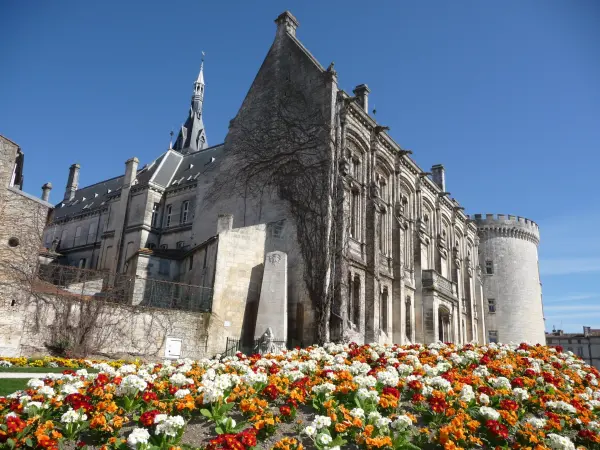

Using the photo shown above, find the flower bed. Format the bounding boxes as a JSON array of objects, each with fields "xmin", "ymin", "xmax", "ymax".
[
  {"xmin": 1, "ymin": 343, "xmax": 599, "ymax": 449},
  {"xmin": 0, "ymin": 357, "xmax": 132, "ymax": 370}
]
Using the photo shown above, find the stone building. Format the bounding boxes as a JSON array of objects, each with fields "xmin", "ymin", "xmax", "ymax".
[
  {"xmin": 41, "ymin": 11, "xmax": 545, "ymax": 348},
  {"xmin": 546, "ymin": 327, "xmax": 600, "ymax": 370},
  {"xmin": 0, "ymin": 135, "xmax": 54, "ymax": 355}
]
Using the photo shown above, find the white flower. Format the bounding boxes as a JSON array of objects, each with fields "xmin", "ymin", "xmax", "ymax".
[
  {"xmin": 546, "ymin": 401, "xmax": 577, "ymax": 414},
  {"xmin": 0, "ymin": 360, "xmax": 13, "ymax": 367},
  {"xmin": 61, "ymin": 408, "xmax": 88, "ymax": 423},
  {"xmin": 38, "ymin": 386, "xmax": 55, "ymax": 397},
  {"xmin": 525, "ymin": 417, "xmax": 546, "ymax": 428},
  {"xmin": 350, "ymin": 408, "xmax": 365, "ymax": 419},
  {"xmin": 512, "ymin": 387, "xmax": 529, "ymax": 401},
  {"xmin": 375, "ymin": 417, "xmax": 392, "ymax": 429},
  {"xmin": 546, "ymin": 433, "xmax": 575, "ymax": 450},
  {"xmin": 127, "ymin": 428, "xmax": 150, "ymax": 446},
  {"xmin": 479, "ymin": 393, "xmax": 490, "ymax": 405},
  {"xmin": 479, "ymin": 406, "xmax": 500, "ymax": 421},
  {"xmin": 116, "ymin": 375, "xmax": 147, "ymax": 396},
  {"xmin": 170, "ymin": 372, "xmax": 193, "ymax": 387},
  {"xmin": 391, "ymin": 415, "xmax": 412, "ymax": 431},
  {"xmin": 174, "ymin": 389, "xmax": 191, "ymax": 398},
  {"xmin": 316, "ymin": 433, "xmax": 332, "ymax": 445},
  {"xmin": 27, "ymin": 379, "xmax": 44, "ymax": 389},
  {"xmin": 460, "ymin": 385, "xmax": 475, "ymax": 402},
  {"xmin": 312, "ymin": 383, "xmax": 336, "ymax": 395},
  {"xmin": 154, "ymin": 414, "xmax": 185, "ymax": 437},
  {"xmin": 303, "ymin": 425, "xmax": 317, "ymax": 437},
  {"xmin": 489, "ymin": 377, "xmax": 512, "ymax": 390},
  {"xmin": 22, "ymin": 401, "xmax": 43, "ymax": 414},
  {"xmin": 314, "ymin": 415, "xmax": 332, "ymax": 429},
  {"xmin": 118, "ymin": 364, "xmax": 138, "ymax": 374}
]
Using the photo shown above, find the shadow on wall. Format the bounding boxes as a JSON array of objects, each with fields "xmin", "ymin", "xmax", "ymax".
[{"xmin": 240, "ymin": 263, "xmax": 264, "ymax": 347}]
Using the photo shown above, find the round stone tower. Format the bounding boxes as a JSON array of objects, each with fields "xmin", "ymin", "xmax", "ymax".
[{"xmin": 471, "ymin": 214, "xmax": 545, "ymax": 344}]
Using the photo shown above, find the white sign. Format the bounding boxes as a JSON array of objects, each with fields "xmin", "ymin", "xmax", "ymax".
[
  {"xmin": 165, "ymin": 337, "xmax": 182, "ymax": 359},
  {"xmin": 224, "ymin": 321, "xmax": 231, "ymax": 327}
]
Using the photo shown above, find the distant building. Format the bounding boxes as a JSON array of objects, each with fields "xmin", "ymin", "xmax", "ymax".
[
  {"xmin": 546, "ymin": 327, "xmax": 600, "ymax": 370},
  {"xmin": 40, "ymin": 11, "xmax": 545, "ymax": 347}
]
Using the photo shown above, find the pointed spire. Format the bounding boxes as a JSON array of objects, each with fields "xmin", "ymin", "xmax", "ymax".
[
  {"xmin": 196, "ymin": 52, "xmax": 205, "ymax": 85},
  {"xmin": 169, "ymin": 130, "xmax": 174, "ymax": 149},
  {"xmin": 173, "ymin": 55, "xmax": 208, "ymax": 154}
]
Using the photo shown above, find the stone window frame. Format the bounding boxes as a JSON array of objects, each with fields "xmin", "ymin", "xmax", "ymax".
[
  {"xmin": 488, "ymin": 329, "xmax": 499, "ymax": 343},
  {"xmin": 151, "ymin": 202, "xmax": 160, "ymax": 228},
  {"xmin": 380, "ymin": 287, "xmax": 389, "ymax": 335},
  {"xmin": 485, "ymin": 260, "xmax": 494, "ymax": 275},
  {"xmin": 487, "ymin": 298, "xmax": 496, "ymax": 313},
  {"xmin": 165, "ymin": 204, "xmax": 173, "ymax": 228},
  {"xmin": 181, "ymin": 200, "xmax": 190, "ymax": 224}
]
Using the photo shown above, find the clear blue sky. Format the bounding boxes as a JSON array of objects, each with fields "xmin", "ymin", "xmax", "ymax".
[{"xmin": 1, "ymin": 1, "xmax": 599, "ymax": 332}]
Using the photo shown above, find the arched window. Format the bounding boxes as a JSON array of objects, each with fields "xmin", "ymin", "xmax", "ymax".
[{"xmin": 347, "ymin": 273, "xmax": 353, "ymax": 322}]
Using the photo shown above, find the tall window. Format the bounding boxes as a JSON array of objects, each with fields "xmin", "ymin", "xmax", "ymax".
[
  {"xmin": 488, "ymin": 298, "xmax": 496, "ymax": 313},
  {"xmin": 181, "ymin": 201, "xmax": 190, "ymax": 224},
  {"xmin": 189, "ymin": 256, "xmax": 194, "ymax": 271},
  {"xmin": 352, "ymin": 159, "xmax": 360, "ymax": 179},
  {"xmin": 347, "ymin": 273, "xmax": 353, "ymax": 322},
  {"xmin": 378, "ymin": 212, "xmax": 385, "ymax": 252},
  {"xmin": 88, "ymin": 222, "xmax": 97, "ymax": 243},
  {"xmin": 75, "ymin": 226, "xmax": 82, "ymax": 245},
  {"xmin": 380, "ymin": 288, "xmax": 389, "ymax": 334},
  {"xmin": 151, "ymin": 203, "xmax": 160, "ymax": 227},
  {"xmin": 405, "ymin": 297, "xmax": 412, "ymax": 339},
  {"xmin": 350, "ymin": 191, "xmax": 359, "ymax": 239},
  {"xmin": 485, "ymin": 260, "xmax": 494, "ymax": 275},
  {"xmin": 353, "ymin": 276, "xmax": 361, "ymax": 327},
  {"xmin": 165, "ymin": 205, "xmax": 172, "ymax": 227},
  {"xmin": 488, "ymin": 330, "xmax": 498, "ymax": 343}
]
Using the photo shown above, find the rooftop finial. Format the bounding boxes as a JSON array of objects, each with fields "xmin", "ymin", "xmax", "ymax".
[
  {"xmin": 169, "ymin": 130, "xmax": 174, "ymax": 149},
  {"xmin": 196, "ymin": 51, "xmax": 205, "ymax": 85}
]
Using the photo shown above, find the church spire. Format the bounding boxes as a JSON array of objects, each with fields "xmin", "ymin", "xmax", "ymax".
[{"xmin": 173, "ymin": 53, "xmax": 208, "ymax": 153}]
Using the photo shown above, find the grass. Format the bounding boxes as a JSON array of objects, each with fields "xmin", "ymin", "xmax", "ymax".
[
  {"xmin": 0, "ymin": 367, "xmax": 98, "ymax": 373},
  {"xmin": 0, "ymin": 378, "xmax": 30, "ymax": 396}
]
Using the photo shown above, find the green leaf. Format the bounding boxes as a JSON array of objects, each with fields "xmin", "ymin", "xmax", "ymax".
[
  {"xmin": 6, "ymin": 438, "xmax": 15, "ymax": 449},
  {"xmin": 25, "ymin": 438, "xmax": 33, "ymax": 447},
  {"xmin": 222, "ymin": 402, "xmax": 235, "ymax": 412},
  {"xmin": 215, "ymin": 426, "xmax": 224, "ymax": 435},
  {"xmin": 200, "ymin": 408, "xmax": 213, "ymax": 418}
]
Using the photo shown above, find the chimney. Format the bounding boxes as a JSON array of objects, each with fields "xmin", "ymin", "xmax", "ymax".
[
  {"xmin": 124, "ymin": 157, "xmax": 139, "ymax": 187},
  {"xmin": 353, "ymin": 84, "xmax": 370, "ymax": 113},
  {"xmin": 275, "ymin": 11, "xmax": 299, "ymax": 37},
  {"xmin": 584, "ymin": 326, "xmax": 591, "ymax": 337},
  {"xmin": 217, "ymin": 214, "xmax": 233, "ymax": 234},
  {"xmin": 41, "ymin": 182, "xmax": 52, "ymax": 202},
  {"xmin": 431, "ymin": 164, "xmax": 446, "ymax": 191},
  {"xmin": 64, "ymin": 163, "xmax": 80, "ymax": 201}
]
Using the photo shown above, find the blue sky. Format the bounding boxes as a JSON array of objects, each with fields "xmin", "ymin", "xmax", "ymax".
[{"xmin": 1, "ymin": 1, "xmax": 599, "ymax": 332}]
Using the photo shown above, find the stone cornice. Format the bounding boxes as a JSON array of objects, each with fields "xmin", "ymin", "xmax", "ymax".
[{"xmin": 477, "ymin": 226, "xmax": 540, "ymax": 246}]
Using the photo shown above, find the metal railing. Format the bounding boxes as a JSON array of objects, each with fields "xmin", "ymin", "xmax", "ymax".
[
  {"xmin": 35, "ymin": 264, "xmax": 213, "ymax": 313},
  {"xmin": 223, "ymin": 336, "xmax": 287, "ymax": 357}
]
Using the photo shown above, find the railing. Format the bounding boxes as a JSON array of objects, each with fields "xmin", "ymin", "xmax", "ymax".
[
  {"xmin": 422, "ymin": 269, "xmax": 458, "ymax": 298},
  {"xmin": 35, "ymin": 264, "xmax": 213, "ymax": 313},
  {"xmin": 223, "ymin": 337, "xmax": 287, "ymax": 357}
]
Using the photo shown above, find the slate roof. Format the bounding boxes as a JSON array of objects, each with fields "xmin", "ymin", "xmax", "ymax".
[
  {"xmin": 52, "ymin": 144, "xmax": 225, "ymax": 220},
  {"xmin": 166, "ymin": 144, "xmax": 224, "ymax": 190}
]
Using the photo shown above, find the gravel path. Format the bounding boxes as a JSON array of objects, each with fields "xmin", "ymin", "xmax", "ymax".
[{"xmin": 0, "ymin": 372, "xmax": 46, "ymax": 379}]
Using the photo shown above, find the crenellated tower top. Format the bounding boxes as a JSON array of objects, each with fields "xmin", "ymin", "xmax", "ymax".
[{"xmin": 469, "ymin": 213, "xmax": 540, "ymax": 245}]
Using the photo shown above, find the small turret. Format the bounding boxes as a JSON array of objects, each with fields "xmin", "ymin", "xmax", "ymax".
[{"xmin": 41, "ymin": 182, "xmax": 52, "ymax": 202}]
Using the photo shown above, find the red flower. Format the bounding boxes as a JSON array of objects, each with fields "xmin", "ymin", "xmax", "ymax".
[
  {"xmin": 94, "ymin": 373, "xmax": 109, "ymax": 386},
  {"xmin": 6, "ymin": 416, "xmax": 26, "ymax": 434},
  {"xmin": 486, "ymin": 420, "xmax": 509, "ymax": 439},
  {"xmin": 511, "ymin": 377, "xmax": 524, "ymax": 388},
  {"xmin": 579, "ymin": 429, "xmax": 597, "ymax": 440},
  {"xmin": 239, "ymin": 428, "xmax": 257, "ymax": 447},
  {"xmin": 143, "ymin": 391, "xmax": 158, "ymax": 402},
  {"xmin": 411, "ymin": 393, "xmax": 425, "ymax": 403},
  {"xmin": 524, "ymin": 368, "xmax": 536, "ymax": 377},
  {"xmin": 279, "ymin": 405, "xmax": 292, "ymax": 416},
  {"xmin": 64, "ymin": 393, "xmax": 93, "ymax": 412},
  {"xmin": 140, "ymin": 409, "xmax": 160, "ymax": 426},
  {"xmin": 428, "ymin": 395, "xmax": 447, "ymax": 413},
  {"xmin": 263, "ymin": 384, "xmax": 279, "ymax": 400},
  {"xmin": 500, "ymin": 399, "xmax": 519, "ymax": 411},
  {"xmin": 408, "ymin": 380, "xmax": 423, "ymax": 391},
  {"xmin": 382, "ymin": 387, "xmax": 400, "ymax": 399},
  {"xmin": 478, "ymin": 386, "xmax": 494, "ymax": 396}
]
